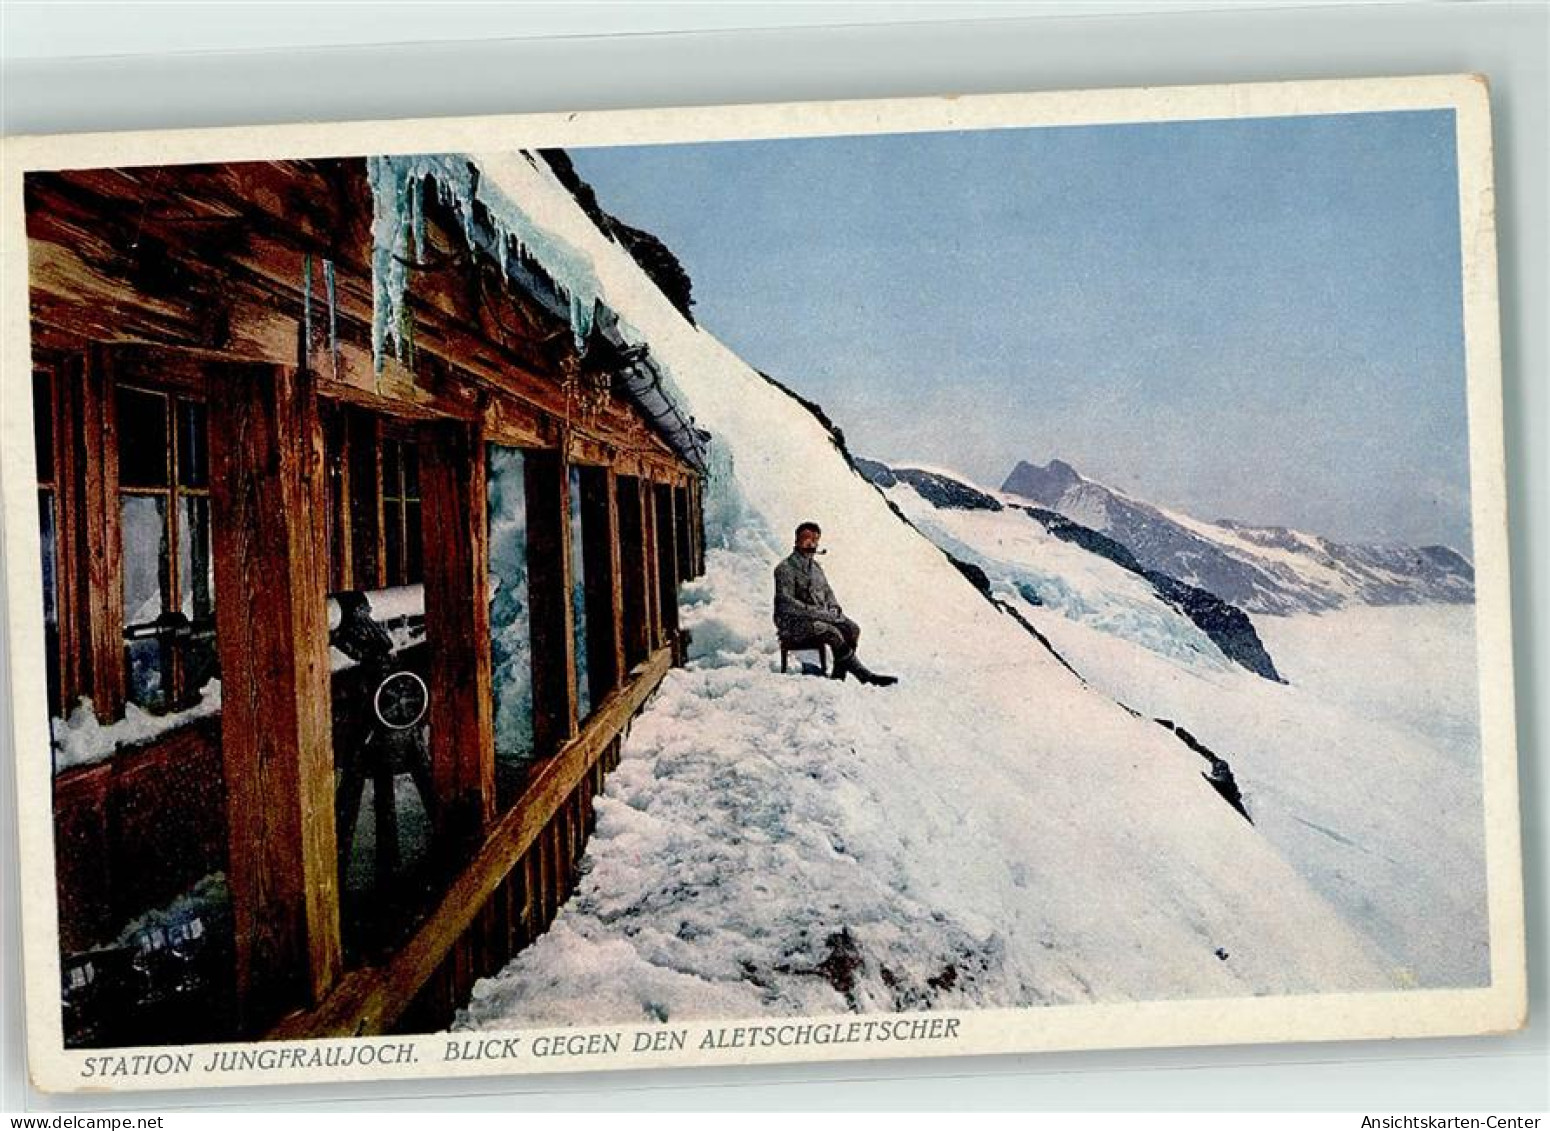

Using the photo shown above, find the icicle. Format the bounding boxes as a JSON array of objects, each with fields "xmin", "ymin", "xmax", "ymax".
[
  {"xmin": 302, "ymin": 252, "xmax": 313, "ymax": 366},
  {"xmin": 367, "ymin": 156, "xmax": 407, "ymax": 375},
  {"xmin": 368, "ymin": 152, "xmax": 613, "ymax": 371},
  {"xmin": 324, "ymin": 258, "xmax": 339, "ymax": 379},
  {"xmin": 410, "ymin": 176, "xmax": 426, "ymax": 265}
]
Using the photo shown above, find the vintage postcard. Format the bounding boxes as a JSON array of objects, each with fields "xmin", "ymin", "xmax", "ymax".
[{"xmin": 0, "ymin": 75, "xmax": 1524, "ymax": 1094}]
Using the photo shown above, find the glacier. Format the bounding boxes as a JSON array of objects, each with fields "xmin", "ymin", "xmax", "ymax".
[{"xmin": 875, "ymin": 462, "xmax": 1486, "ymax": 987}]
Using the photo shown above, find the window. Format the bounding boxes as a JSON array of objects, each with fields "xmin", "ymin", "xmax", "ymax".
[
  {"xmin": 117, "ymin": 385, "xmax": 216, "ymax": 713},
  {"xmin": 487, "ymin": 445, "xmax": 533, "ymax": 800},
  {"xmin": 380, "ymin": 434, "xmax": 422, "ymax": 588}
]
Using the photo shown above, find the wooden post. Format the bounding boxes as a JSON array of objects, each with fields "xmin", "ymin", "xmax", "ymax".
[
  {"xmin": 687, "ymin": 478, "xmax": 706, "ymax": 578},
  {"xmin": 76, "ymin": 347, "xmax": 125, "ymax": 720},
  {"xmin": 641, "ymin": 481, "xmax": 662, "ymax": 649},
  {"xmin": 52, "ymin": 357, "xmax": 83, "ymax": 706},
  {"xmin": 654, "ymin": 483, "xmax": 680, "ymax": 638},
  {"xmin": 418, "ymin": 418, "xmax": 495, "ymax": 850},
  {"xmin": 208, "ymin": 363, "xmax": 341, "ymax": 1026},
  {"xmin": 577, "ymin": 467, "xmax": 621, "ymax": 698},
  {"xmin": 346, "ymin": 408, "xmax": 383, "ymax": 590},
  {"xmin": 321, "ymin": 404, "xmax": 352, "ymax": 593},
  {"xmin": 523, "ymin": 449, "xmax": 578, "ymax": 757},
  {"xmin": 602, "ymin": 470, "xmax": 628, "ymax": 688}
]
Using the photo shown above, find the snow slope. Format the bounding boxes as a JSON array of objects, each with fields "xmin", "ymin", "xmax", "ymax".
[
  {"xmin": 398, "ymin": 151, "xmax": 1411, "ymax": 1027},
  {"xmin": 878, "ymin": 467, "xmax": 1487, "ymax": 986}
]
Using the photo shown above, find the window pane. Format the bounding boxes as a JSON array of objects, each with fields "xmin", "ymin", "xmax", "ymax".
[
  {"xmin": 569, "ymin": 467, "xmax": 590, "ymax": 722},
  {"xmin": 123, "ymin": 487, "xmax": 170, "ymax": 709},
  {"xmin": 33, "ymin": 372, "xmax": 53, "ymax": 481},
  {"xmin": 178, "ymin": 496, "xmax": 215, "ymax": 622},
  {"xmin": 176, "ymin": 400, "xmax": 208, "ymax": 488},
  {"xmin": 121, "ymin": 495, "xmax": 168, "ymax": 628},
  {"xmin": 117, "ymin": 388, "xmax": 169, "ymax": 488},
  {"xmin": 125, "ymin": 637, "xmax": 165, "ymax": 711},
  {"xmin": 383, "ymin": 499, "xmax": 404, "ymax": 587},
  {"xmin": 487, "ymin": 446, "xmax": 533, "ymax": 768},
  {"xmin": 39, "ymin": 491, "xmax": 59, "ymax": 715}
]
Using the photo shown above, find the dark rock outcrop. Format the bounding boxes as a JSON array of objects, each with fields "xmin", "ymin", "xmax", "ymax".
[
  {"xmin": 1016, "ymin": 504, "xmax": 1281, "ymax": 682},
  {"xmin": 1155, "ymin": 718, "xmax": 1252, "ymax": 823},
  {"xmin": 539, "ymin": 149, "xmax": 696, "ymax": 322},
  {"xmin": 890, "ymin": 468, "xmax": 1002, "ymax": 512}
]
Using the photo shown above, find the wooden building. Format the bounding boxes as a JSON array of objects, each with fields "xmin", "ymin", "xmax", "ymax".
[{"xmin": 24, "ymin": 156, "xmax": 708, "ymax": 1043}]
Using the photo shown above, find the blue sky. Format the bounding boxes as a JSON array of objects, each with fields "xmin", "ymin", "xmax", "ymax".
[{"xmin": 570, "ymin": 110, "xmax": 1471, "ymax": 551}]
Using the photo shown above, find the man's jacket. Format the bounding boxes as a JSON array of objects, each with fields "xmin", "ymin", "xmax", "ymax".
[{"xmin": 773, "ymin": 551, "xmax": 845, "ymax": 638}]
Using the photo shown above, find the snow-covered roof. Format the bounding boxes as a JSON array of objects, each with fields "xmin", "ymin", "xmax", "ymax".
[{"xmin": 367, "ymin": 153, "xmax": 708, "ymax": 473}]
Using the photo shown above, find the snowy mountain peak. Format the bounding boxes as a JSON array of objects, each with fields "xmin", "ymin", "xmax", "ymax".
[{"xmin": 999, "ymin": 458, "xmax": 1474, "ymax": 614}]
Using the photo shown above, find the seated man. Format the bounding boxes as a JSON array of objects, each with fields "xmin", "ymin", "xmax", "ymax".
[{"xmin": 773, "ymin": 521, "xmax": 898, "ymax": 686}]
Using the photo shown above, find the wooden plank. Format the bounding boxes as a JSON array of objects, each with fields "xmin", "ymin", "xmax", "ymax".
[
  {"xmin": 602, "ymin": 471, "xmax": 628, "ymax": 692},
  {"xmin": 208, "ymin": 362, "xmax": 341, "ymax": 1028},
  {"xmin": 654, "ymin": 482, "xmax": 681, "ymax": 638},
  {"xmin": 577, "ymin": 466, "xmax": 621, "ymax": 698},
  {"xmin": 267, "ymin": 644, "xmax": 673, "ymax": 1039},
  {"xmin": 689, "ymin": 479, "xmax": 706, "ymax": 577},
  {"xmin": 523, "ymin": 449, "xmax": 578, "ymax": 757},
  {"xmin": 518, "ymin": 851, "xmax": 539, "ymax": 948},
  {"xmin": 76, "ymin": 346, "xmax": 124, "ymax": 720},
  {"xmin": 345, "ymin": 408, "xmax": 382, "ymax": 590},
  {"xmin": 418, "ymin": 417, "xmax": 496, "ymax": 850},
  {"xmin": 642, "ymin": 482, "xmax": 663, "ymax": 649},
  {"xmin": 51, "ymin": 355, "xmax": 84, "ymax": 707},
  {"xmin": 321, "ymin": 403, "xmax": 352, "ymax": 592}
]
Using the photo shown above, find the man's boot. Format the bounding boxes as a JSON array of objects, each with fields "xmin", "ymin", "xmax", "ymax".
[
  {"xmin": 846, "ymin": 657, "xmax": 899, "ymax": 687},
  {"xmin": 829, "ymin": 653, "xmax": 854, "ymax": 681}
]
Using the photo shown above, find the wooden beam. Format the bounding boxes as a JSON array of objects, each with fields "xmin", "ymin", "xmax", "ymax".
[
  {"xmin": 577, "ymin": 466, "xmax": 621, "ymax": 699},
  {"xmin": 208, "ymin": 363, "xmax": 341, "ymax": 1029},
  {"xmin": 345, "ymin": 407, "xmax": 382, "ymax": 590},
  {"xmin": 268, "ymin": 644, "xmax": 674, "ymax": 1040},
  {"xmin": 654, "ymin": 482, "xmax": 680, "ymax": 638},
  {"xmin": 690, "ymin": 478, "xmax": 707, "ymax": 577},
  {"xmin": 51, "ymin": 355, "xmax": 84, "ymax": 707},
  {"xmin": 523, "ymin": 449, "xmax": 578, "ymax": 758},
  {"xmin": 602, "ymin": 470, "xmax": 628, "ymax": 693},
  {"xmin": 642, "ymin": 482, "xmax": 663, "ymax": 649},
  {"xmin": 418, "ymin": 417, "xmax": 496, "ymax": 850},
  {"xmin": 76, "ymin": 346, "xmax": 124, "ymax": 720}
]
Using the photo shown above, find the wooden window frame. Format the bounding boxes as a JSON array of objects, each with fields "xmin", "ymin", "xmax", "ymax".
[
  {"xmin": 378, "ymin": 423, "xmax": 423, "ymax": 589},
  {"xmin": 115, "ymin": 381, "xmax": 215, "ymax": 714}
]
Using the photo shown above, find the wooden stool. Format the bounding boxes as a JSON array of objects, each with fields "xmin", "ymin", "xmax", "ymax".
[{"xmin": 780, "ymin": 639, "xmax": 829, "ymax": 674}]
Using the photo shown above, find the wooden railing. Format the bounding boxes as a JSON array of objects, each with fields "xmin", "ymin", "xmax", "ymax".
[{"xmin": 269, "ymin": 643, "xmax": 675, "ymax": 1039}]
